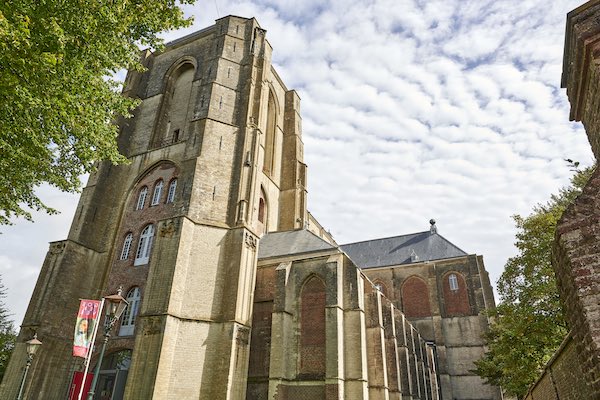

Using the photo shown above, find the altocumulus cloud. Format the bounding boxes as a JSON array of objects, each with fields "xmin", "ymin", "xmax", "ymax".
[{"xmin": 0, "ymin": 0, "xmax": 593, "ymax": 325}]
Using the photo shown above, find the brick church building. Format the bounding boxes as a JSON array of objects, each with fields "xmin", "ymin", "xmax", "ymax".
[{"xmin": 0, "ymin": 16, "xmax": 502, "ymax": 400}]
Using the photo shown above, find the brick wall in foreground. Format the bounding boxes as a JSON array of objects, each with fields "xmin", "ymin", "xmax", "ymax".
[{"xmin": 524, "ymin": 333, "xmax": 593, "ymax": 400}]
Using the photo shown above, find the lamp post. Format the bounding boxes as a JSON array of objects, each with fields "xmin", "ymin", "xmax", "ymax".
[
  {"xmin": 86, "ymin": 289, "xmax": 128, "ymax": 400},
  {"xmin": 16, "ymin": 333, "xmax": 42, "ymax": 400}
]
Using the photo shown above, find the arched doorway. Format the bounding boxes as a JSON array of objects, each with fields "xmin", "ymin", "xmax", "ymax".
[{"xmin": 93, "ymin": 349, "xmax": 131, "ymax": 400}]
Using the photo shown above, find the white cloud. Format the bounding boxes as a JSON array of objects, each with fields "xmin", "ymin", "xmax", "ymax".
[{"xmin": 0, "ymin": 0, "xmax": 594, "ymax": 325}]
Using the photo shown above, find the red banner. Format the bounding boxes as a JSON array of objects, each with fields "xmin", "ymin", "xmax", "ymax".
[
  {"xmin": 68, "ymin": 371, "xmax": 94, "ymax": 400},
  {"xmin": 73, "ymin": 299, "xmax": 101, "ymax": 358}
]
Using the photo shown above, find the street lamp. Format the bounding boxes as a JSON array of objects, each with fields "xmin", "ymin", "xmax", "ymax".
[
  {"xmin": 16, "ymin": 333, "xmax": 42, "ymax": 400},
  {"xmin": 86, "ymin": 288, "xmax": 128, "ymax": 400}
]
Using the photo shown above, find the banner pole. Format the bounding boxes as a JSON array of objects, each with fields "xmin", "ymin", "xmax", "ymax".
[{"xmin": 77, "ymin": 298, "xmax": 105, "ymax": 400}]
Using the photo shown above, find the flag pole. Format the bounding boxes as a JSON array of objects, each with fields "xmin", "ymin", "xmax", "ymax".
[{"xmin": 77, "ymin": 298, "xmax": 105, "ymax": 400}]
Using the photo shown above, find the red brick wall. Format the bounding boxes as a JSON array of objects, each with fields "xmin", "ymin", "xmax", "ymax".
[
  {"xmin": 248, "ymin": 301, "xmax": 273, "ymax": 377},
  {"xmin": 401, "ymin": 276, "xmax": 432, "ymax": 318},
  {"xmin": 525, "ymin": 334, "xmax": 593, "ymax": 399},
  {"xmin": 299, "ymin": 276, "xmax": 326, "ymax": 378},
  {"xmin": 442, "ymin": 272, "xmax": 470, "ymax": 317}
]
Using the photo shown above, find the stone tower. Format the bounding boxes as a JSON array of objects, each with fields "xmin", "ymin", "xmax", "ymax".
[{"xmin": 0, "ymin": 16, "xmax": 306, "ymax": 400}]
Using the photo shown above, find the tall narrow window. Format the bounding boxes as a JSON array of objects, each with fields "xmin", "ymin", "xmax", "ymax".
[
  {"xmin": 167, "ymin": 179, "xmax": 177, "ymax": 203},
  {"xmin": 257, "ymin": 188, "xmax": 267, "ymax": 235},
  {"xmin": 263, "ymin": 91, "xmax": 276, "ymax": 175},
  {"xmin": 119, "ymin": 287, "xmax": 141, "ymax": 336},
  {"xmin": 151, "ymin": 180, "xmax": 163, "ymax": 206},
  {"xmin": 449, "ymin": 274, "xmax": 459, "ymax": 291},
  {"xmin": 119, "ymin": 233, "xmax": 133, "ymax": 260},
  {"xmin": 135, "ymin": 224, "xmax": 154, "ymax": 266},
  {"xmin": 258, "ymin": 198, "xmax": 265, "ymax": 223},
  {"xmin": 136, "ymin": 187, "xmax": 148, "ymax": 210}
]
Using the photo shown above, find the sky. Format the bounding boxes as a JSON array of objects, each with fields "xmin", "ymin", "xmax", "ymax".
[{"xmin": 0, "ymin": 0, "xmax": 595, "ymax": 327}]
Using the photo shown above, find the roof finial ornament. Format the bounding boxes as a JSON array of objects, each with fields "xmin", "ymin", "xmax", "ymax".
[{"xmin": 430, "ymin": 219, "xmax": 437, "ymax": 234}]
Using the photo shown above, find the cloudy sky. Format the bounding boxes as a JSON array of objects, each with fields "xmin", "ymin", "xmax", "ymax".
[{"xmin": 0, "ymin": 0, "xmax": 594, "ymax": 326}]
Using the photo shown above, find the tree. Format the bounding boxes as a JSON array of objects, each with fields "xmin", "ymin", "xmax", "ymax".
[
  {"xmin": 0, "ymin": 276, "xmax": 15, "ymax": 382},
  {"xmin": 0, "ymin": 0, "xmax": 195, "ymax": 225},
  {"xmin": 474, "ymin": 166, "xmax": 594, "ymax": 398}
]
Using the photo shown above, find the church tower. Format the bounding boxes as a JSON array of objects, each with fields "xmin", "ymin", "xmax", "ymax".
[{"xmin": 0, "ymin": 16, "xmax": 306, "ymax": 400}]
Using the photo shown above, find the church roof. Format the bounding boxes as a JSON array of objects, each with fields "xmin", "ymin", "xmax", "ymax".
[
  {"xmin": 341, "ymin": 231, "xmax": 468, "ymax": 269},
  {"xmin": 258, "ymin": 229, "xmax": 336, "ymax": 260}
]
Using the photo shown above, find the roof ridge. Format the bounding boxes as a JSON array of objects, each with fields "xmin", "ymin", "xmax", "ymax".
[{"xmin": 341, "ymin": 230, "xmax": 430, "ymax": 246}]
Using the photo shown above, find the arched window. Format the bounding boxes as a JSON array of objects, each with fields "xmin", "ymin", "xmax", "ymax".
[
  {"xmin": 401, "ymin": 276, "xmax": 432, "ymax": 318},
  {"xmin": 155, "ymin": 63, "xmax": 195, "ymax": 147},
  {"xmin": 135, "ymin": 224, "xmax": 154, "ymax": 266},
  {"xmin": 136, "ymin": 186, "xmax": 148, "ymax": 210},
  {"xmin": 257, "ymin": 188, "xmax": 267, "ymax": 235},
  {"xmin": 258, "ymin": 198, "xmax": 265, "ymax": 223},
  {"xmin": 151, "ymin": 180, "xmax": 163, "ymax": 206},
  {"xmin": 263, "ymin": 91, "xmax": 276, "ymax": 175},
  {"xmin": 449, "ymin": 273, "xmax": 459, "ymax": 291},
  {"xmin": 299, "ymin": 276, "xmax": 326, "ymax": 378},
  {"xmin": 166, "ymin": 179, "xmax": 177, "ymax": 203},
  {"xmin": 119, "ymin": 288, "xmax": 141, "ymax": 336},
  {"xmin": 443, "ymin": 272, "xmax": 471, "ymax": 317},
  {"xmin": 119, "ymin": 233, "xmax": 133, "ymax": 260}
]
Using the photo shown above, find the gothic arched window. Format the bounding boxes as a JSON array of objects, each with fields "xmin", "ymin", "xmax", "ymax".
[
  {"xmin": 135, "ymin": 224, "xmax": 154, "ymax": 266},
  {"xmin": 155, "ymin": 63, "xmax": 195, "ymax": 147},
  {"xmin": 263, "ymin": 91, "xmax": 277, "ymax": 175},
  {"xmin": 257, "ymin": 188, "xmax": 267, "ymax": 235},
  {"xmin": 119, "ymin": 287, "xmax": 141, "ymax": 336},
  {"xmin": 166, "ymin": 179, "xmax": 177, "ymax": 203},
  {"xmin": 136, "ymin": 186, "xmax": 148, "ymax": 210},
  {"xmin": 119, "ymin": 233, "xmax": 133, "ymax": 260},
  {"xmin": 151, "ymin": 180, "xmax": 163, "ymax": 206}
]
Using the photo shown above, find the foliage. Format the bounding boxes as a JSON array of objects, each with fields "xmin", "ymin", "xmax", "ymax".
[
  {"xmin": 0, "ymin": 0, "xmax": 195, "ymax": 225},
  {"xmin": 474, "ymin": 166, "xmax": 594, "ymax": 399},
  {"xmin": 0, "ymin": 276, "xmax": 16, "ymax": 382}
]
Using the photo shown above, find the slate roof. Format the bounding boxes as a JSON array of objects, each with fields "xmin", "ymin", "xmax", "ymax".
[
  {"xmin": 340, "ymin": 231, "xmax": 468, "ymax": 269},
  {"xmin": 258, "ymin": 229, "xmax": 336, "ymax": 260}
]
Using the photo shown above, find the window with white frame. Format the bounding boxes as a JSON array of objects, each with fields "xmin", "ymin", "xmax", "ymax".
[
  {"xmin": 134, "ymin": 224, "xmax": 154, "ymax": 266},
  {"xmin": 151, "ymin": 180, "xmax": 163, "ymax": 206},
  {"xmin": 119, "ymin": 233, "xmax": 133, "ymax": 260},
  {"xmin": 119, "ymin": 287, "xmax": 141, "ymax": 336},
  {"xmin": 136, "ymin": 186, "xmax": 148, "ymax": 210},
  {"xmin": 166, "ymin": 179, "xmax": 177, "ymax": 203},
  {"xmin": 448, "ymin": 273, "xmax": 459, "ymax": 291}
]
